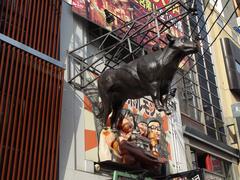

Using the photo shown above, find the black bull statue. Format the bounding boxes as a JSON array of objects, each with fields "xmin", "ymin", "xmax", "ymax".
[{"xmin": 98, "ymin": 34, "xmax": 199, "ymax": 129}]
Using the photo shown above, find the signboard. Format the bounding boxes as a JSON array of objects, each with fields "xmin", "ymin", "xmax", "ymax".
[{"xmin": 72, "ymin": 0, "xmax": 182, "ymax": 31}]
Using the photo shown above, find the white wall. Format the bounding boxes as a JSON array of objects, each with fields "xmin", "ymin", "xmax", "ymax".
[{"xmin": 59, "ymin": 1, "xmax": 108, "ymax": 180}]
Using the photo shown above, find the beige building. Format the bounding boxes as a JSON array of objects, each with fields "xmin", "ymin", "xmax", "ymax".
[{"xmin": 205, "ymin": 0, "xmax": 240, "ymax": 177}]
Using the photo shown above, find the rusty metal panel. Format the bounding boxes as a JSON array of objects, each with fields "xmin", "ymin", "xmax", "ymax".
[{"xmin": 0, "ymin": 0, "xmax": 63, "ymax": 180}]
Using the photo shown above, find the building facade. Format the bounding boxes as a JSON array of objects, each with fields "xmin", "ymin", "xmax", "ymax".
[
  {"xmin": 60, "ymin": 0, "xmax": 240, "ymax": 179},
  {"xmin": 179, "ymin": 0, "xmax": 240, "ymax": 179},
  {"xmin": 0, "ymin": 0, "xmax": 64, "ymax": 180},
  {"xmin": 1, "ymin": 0, "xmax": 239, "ymax": 179}
]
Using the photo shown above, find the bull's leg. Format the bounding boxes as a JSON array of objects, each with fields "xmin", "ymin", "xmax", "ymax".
[
  {"xmin": 153, "ymin": 98, "xmax": 165, "ymax": 112},
  {"xmin": 98, "ymin": 76, "xmax": 113, "ymax": 127},
  {"xmin": 103, "ymin": 102, "xmax": 112, "ymax": 127},
  {"xmin": 161, "ymin": 94, "xmax": 171, "ymax": 115},
  {"xmin": 101, "ymin": 95, "xmax": 112, "ymax": 127},
  {"xmin": 151, "ymin": 91, "xmax": 165, "ymax": 112},
  {"xmin": 147, "ymin": 82, "xmax": 165, "ymax": 111},
  {"xmin": 111, "ymin": 100, "xmax": 125, "ymax": 130}
]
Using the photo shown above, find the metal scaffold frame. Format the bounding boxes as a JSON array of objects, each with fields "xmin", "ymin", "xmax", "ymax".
[{"xmin": 67, "ymin": 0, "xmax": 197, "ymax": 91}]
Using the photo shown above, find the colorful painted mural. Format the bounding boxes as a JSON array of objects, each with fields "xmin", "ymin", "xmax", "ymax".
[
  {"xmin": 80, "ymin": 71, "xmax": 176, "ymax": 173},
  {"xmin": 72, "ymin": 0, "xmax": 182, "ymax": 30},
  {"xmin": 72, "ymin": 0, "xmax": 184, "ymax": 49}
]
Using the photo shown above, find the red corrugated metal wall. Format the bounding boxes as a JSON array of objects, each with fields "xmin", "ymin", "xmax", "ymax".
[{"xmin": 0, "ymin": 0, "xmax": 63, "ymax": 179}]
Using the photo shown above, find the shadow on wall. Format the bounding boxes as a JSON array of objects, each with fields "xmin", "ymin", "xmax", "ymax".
[
  {"xmin": 59, "ymin": 2, "xmax": 90, "ymax": 178},
  {"xmin": 59, "ymin": 81, "xmax": 84, "ymax": 180}
]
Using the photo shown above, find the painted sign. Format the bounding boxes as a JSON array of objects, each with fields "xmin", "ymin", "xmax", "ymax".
[{"xmin": 72, "ymin": 0, "xmax": 182, "ymax": 31}]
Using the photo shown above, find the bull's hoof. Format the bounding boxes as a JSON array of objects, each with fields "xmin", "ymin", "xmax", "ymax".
[
  {"xmin": 156, "ymin": 104, "xmax": 164, "ymax": 111},
  {"xmin": 165, "ymin": 110, "xmax": 171, "ymax": 115}
]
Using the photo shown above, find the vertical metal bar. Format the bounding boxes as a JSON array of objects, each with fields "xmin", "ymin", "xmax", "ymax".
[
  {"xmin": 40, "ymin": 64, "xmax": 54, "ymax": 180},
  {"xmin": 36, "ymin": 0, "xmax": 45, "ymax": 55},
  {"xmin": 20, "ymin": 0, "xmax": 37, "ymax": 177},
  {"xmin": 5, "ymin": 48, "xmax": 21, "ymax": 180},
  {"xmin": 3, "ymin": 0, "xmax": 11, "ymax": 34},
  {"xmin": 21, "ymin": 58, "xmax": 37, "ymax": 180},
  {"xmin": 11, "ymin": 0, "xmax": 21, "ymax": 39},
  {"xmin": 0, "ymin": 46, "xmax": 15, "ymax": 180},
  {"xmin": 6, "ymin": 0, "xmax": 15, "ymax": 37},
  {"xmin": 36, "ymin": 63, "xmax": 50, "ymax": 180},
  {"xmin": 0, "ymin": 0, "xmax": 6, "ymax": 31},
  {"xmin": 31, "ymin": 0, "xmax": 46, "ymax": 178},
  {"xmin": 32, "ymin": 1, "xmax": 41, "ymax": 50},
  {"xmin": 45, "ymin": 66, "xmax": 57, "ymax": 180},
  {"xmin": 11, "ymin": 50, "xmax": 26, "ymax": 180},
  {"xmin": 25, "ymin": 0, "xmax": 42, "ymax": 178},
  {"xmin": 53, "ymin": 70, "xmax": 64, "ymax": 180},
  {"xmin": 31, "ymin": 61, "xmax": 45, "ymax": 180},
  {"xmin": 12, "ymin": 52, "xmax": 29, "ymax": 180},
  {"xmin": 1, "ymin": 4, "xmax": 15, "ymax": 164},
  {"xmin": 55, "ymin": 0, "xmax": 62, "ymax": 59},
  {"xmin": 36, "ymin": 0, "xmax": 50, "ymax": 178},
  {"xmin": 50, "ymin": 68, "xmax": 61, "ymax": 180},
  {"xmin": 39, "ymin": 0, "xmax": 53, "ymax": 177},
  {"xmin": 28, "ymin": 0, "xmax": 37, "ymax": 47},
  {"xmin": 0, "ymin": 42, "xmax": 7, "ymax": 106},
  {"xmin": 26, "ymin": 59, "xmax": 42, "ymax": 180},
  {"xmin": 44, "ymin": 0, "xmax": 52, "ymax": 55},
  {"xmin": 41, "ymin": 0, "xmax": 49, "ymax": 52},
  {"xmin": 15, "ymin": 0, "xmax": 25, "ymax": 43},
  {"xmin": 48, "ymin": 0, "xmax": 55, "ymax": 57},
  {"xmin": 6, "ymin": 0, "xmax": 24, "ymax": 178},
  {"xmin": 52, "ymin": 0, "xmax": 59, "ymax": 58},
  {"xmin": 13, "ymin": 0, "xmax": 33, "ymax": 178}
]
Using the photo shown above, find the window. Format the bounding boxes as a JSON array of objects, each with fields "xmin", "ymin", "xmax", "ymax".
[
  {"xmin": 178, "ymin": 0, "xmax": 225, "ymax": 142},
  {"xmin": 235, "ymin": 60, "xmax": 240, "ymax": 73},
  {"xmin": 212, "ymin": 156, "xmax": 225, "ymax": 175},
  {"xmin": 190, "ymin": 148, "xmax": 228, "ymax": 176},
  {"xmin": 210, "ymin": 0, "xmax": 224, "ymax": 16}
]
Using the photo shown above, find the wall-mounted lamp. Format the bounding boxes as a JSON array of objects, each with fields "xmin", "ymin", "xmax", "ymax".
[{"xmin": 104, "ymin": 9, "xmax": 115, "ymax": 24}]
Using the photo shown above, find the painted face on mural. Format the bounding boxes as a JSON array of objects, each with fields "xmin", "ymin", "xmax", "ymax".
[
  {"xmin": 148, "ymin": 121, "xmax": 161, "ymax": 140},
  {"xmin": 116, "ymin": 114, "xmax": 135, "ymax": 142},
  {"xmin": 121, "ymin": 115, "xmax": 134, "ymax": 134},
  {"xmin": 137, "ymin": 122, "xmax": 148, "ymax": 137}
]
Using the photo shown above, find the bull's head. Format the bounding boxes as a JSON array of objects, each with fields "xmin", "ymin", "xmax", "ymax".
[{"xmin": 166, "ymin": 34, "xmax": 199, "ymax": 54}]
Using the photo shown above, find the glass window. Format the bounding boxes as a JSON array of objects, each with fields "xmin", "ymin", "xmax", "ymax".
[
  {"xmin": 213, "ymin": 107, "xmax": 222, "ymax": 120},
  {"xmin": 201, "ymin": 88, "xmax": 210, "ymax": 102},
  {"xmin": 205, "ymin": 60, "xmax": 214, "ymax": 73},
  {"xmin": 216, "ymin": 121, "xmax": 226, "ymax": 143},
  {"xmin": 207, "ymin": 72, "xmax": 216, "ymax": 84},
  {"xmin": 191, "ymin": 149, "xmax": 198, "ymax": 169},
  {"xmin": 199, "ymin": 76, "xmax": 208, "ymax": 89},
  {"xmin": 209, "ymin": 84, "xmax": 218, "ymax": 95},
  {"xmin": 212, "ymin": 156, "xmax": 224, "ymax": 175},
  {"xmin": 196, "ymin": 54, "xmax": 204, "ymax": 66},
  {"xmin": 205, "ymin": 114, "xmax": 215, "ymax": 128},
  {"xmin": 197, "ymin": 64, "xmax": 206, "ymax": 77},
  {"xmin": 211, "ymin": 95, "xmax": 220, "ymax": 108},
  {"xmin": 235, "ymin": 60, "xmax": 240, "ymax": 74},
  {"xmin": 203, "ymin": 101, "xmax": 212, "ymax": 115}
]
